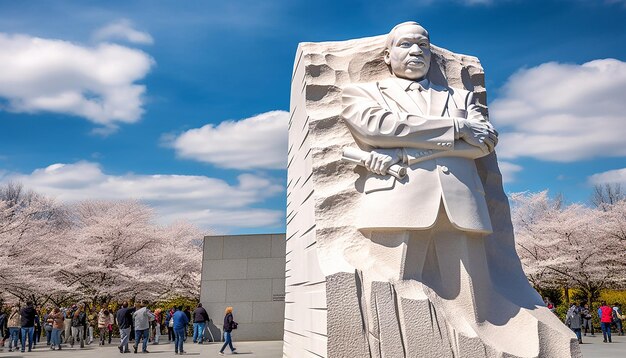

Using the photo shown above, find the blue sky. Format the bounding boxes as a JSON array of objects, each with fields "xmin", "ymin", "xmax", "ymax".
[{"xmin": 0, "ymin": 0, "xmax": 625, "ymax": 234}]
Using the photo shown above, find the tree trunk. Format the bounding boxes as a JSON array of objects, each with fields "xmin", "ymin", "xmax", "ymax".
[{"xmin": 564, "ymin": 285, "xmax": 570, "ymax": 307}]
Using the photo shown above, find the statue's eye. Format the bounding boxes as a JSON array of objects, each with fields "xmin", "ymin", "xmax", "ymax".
[
  {"xmin": 399, "ymin": 42, "xmax": 411, "ymax": 48},
  {"xmin": 419, "ymin": 42, "xmax": 429, "ymax": 48}
]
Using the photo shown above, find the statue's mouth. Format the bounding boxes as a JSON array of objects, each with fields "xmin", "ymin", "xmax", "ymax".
[{"xmin": 406, "ymin": 58, "xmax": 424, "ymax": 66}]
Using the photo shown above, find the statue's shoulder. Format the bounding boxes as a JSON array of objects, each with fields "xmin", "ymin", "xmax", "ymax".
[{"xmin": 342, "ymin": 80, "xmax": 383, "ymax": 93}]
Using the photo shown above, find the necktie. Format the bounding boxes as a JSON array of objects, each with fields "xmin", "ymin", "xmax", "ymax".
[{"xmin": 407, "ymin": 82, "xmax": 428, "ymax": 115}]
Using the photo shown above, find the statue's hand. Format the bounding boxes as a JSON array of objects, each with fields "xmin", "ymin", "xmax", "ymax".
[
  {"xmin": 457, "ymin": 119, "xmax": 498, "ymax": 153},
  {"xmin": 364, "ymin": 149, "xmax": 402, "ymax": 175}
]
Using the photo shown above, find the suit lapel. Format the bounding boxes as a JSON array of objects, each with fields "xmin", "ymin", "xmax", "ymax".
[
  {"xmin": 428, "ymin": 84, "xmax": 450, "ymax": 117},
  {"xmin": 379, "ymin": 78, "xmax": 426, "ymax": 115}
]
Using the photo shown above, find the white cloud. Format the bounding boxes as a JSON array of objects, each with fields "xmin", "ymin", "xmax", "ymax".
[
  {"xmin": 168, "ymin": 110, "xmax": 289, "ymax": 170},
  {"xmin": 498, "ymin": 160, "xmax": 523, "ymax": 183},
  {"xmin": 0, "ymin": 33, "xmax": 154, "ymax": 130},
  {"xmin": 92, "ymin": 19, "xmax": 154, "ymax": 45},
  {"xmin": 588, "ymin": 168, "xmax": 626, "ymax": 186},
  {"xmin": 1, "ymin": 162, "xmax": 284, "ymax": 231},
  {"xmin": 490, "ymin": 59, "xmax": 626, "ymax": 162}
]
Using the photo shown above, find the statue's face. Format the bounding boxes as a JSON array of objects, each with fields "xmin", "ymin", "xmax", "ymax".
[{"xmin": 384, "ymin": 25, "xmax": 431, "ymax": 81}]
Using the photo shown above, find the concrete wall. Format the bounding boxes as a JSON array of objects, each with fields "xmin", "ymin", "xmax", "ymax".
[{"xmin": 200, "ymin": 233, "xmax": 286, "ymax": 341}]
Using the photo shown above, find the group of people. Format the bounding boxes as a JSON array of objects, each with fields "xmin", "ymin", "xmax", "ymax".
[
  {"xmin": 0, "ymin": 301, "xmax": 146, "ymax": 352},
  {"xmin": 0, "ymin": 300, "xmax": 238, "ymax": 355},
  {"xmin": 563, "ymin": 300, "xmax": 624, "ymax": 344}
]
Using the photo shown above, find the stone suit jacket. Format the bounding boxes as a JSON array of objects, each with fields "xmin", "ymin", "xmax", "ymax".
[{"xmin": 341, "ymin": 77, "xmax": 493, "ymax": 234}]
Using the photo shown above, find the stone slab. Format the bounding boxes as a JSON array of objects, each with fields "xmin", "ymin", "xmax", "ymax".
[
  {"xmin": 226, "ymin": 279, "xmax": 273, "ymax": 302},
  {"xmin": 222, "ymin": 234, "xmax": 272, "ymax": 259},
  {"xmin": 202, "ymin": 259, "xmax": 248, "ymax": 280}
]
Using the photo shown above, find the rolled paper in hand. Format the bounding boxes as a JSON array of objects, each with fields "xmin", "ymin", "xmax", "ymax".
[{"xmin": 341, "ymin": 147, "xmax": 407, "ymax": 180}]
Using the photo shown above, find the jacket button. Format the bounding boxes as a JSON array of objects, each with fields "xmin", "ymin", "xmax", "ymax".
[{"xmin": 441, "ymin": 165, "xmax": 449, "ymax": 174}]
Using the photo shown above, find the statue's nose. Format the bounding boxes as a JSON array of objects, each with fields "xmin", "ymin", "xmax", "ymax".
[{"xmin": 409, "ymin": 44, "xmax": 422, "ymax": 54}]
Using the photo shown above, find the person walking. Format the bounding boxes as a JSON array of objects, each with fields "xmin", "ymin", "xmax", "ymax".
[
  {"xmin": 565, "ymin": 303, "xmax": 583, "ymax": 344},
  {"xmin": 132, "ymin": 302, "xmax": 155, "ymax": 354},
  {"xmin": 116, "ymin": 302, "xmax": 134, "ymax": 353},
  {"xmin": 172, "ymin": 306, "xmax": 189, "ymax": 355},
  {"xmin": 48, "ymin": 307, "xmax": 64, "ymax": 350},
  {"xmin": 599, "ymin": 301, "xmax": 613, "ymax": 343},
  {"xmin": 218, "ymin": 307, "xmax": 237, "ymax": 355},
  {"xmin": 97, "ymin": 307, "xmax": 112, "ymax": 345},
  {"xmin": 70, "ymin": 304, "xmax": 87, "ymax": 348},
  {"xmin": 612, "ymin": 302, "xmax": 624, "ymax": 336},
  {"xmin": 192, "ymin": 303, "xmax": 210, "ymax": 344},
  {"xmin": 20, "ymin": 301, "xmax": 36, "ymax": 352},
  {"xmin": 6, "ymin": 306, "xmax": 20, "ymax": 352}
]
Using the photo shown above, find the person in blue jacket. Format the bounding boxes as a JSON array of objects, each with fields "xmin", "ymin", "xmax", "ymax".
[{"xmin": 172, "ymin": 306, "xmax": 189, "ymax": 355}]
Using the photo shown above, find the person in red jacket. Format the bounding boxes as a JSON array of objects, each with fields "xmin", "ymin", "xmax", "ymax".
[{"xmin": 599, "ymin": 301, "xmax": 613, "ymax": 343}]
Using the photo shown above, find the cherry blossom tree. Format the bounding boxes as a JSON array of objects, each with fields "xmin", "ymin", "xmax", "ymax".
[
  {"xmin": 0, "ymin": 182, "xmax": 72, "ymax": 304},
  {"xmin": 0, "ymin": 183, "xmax": 205, "ymax": 305},
  {"xmin": 511, "ymin": 191, "xmax": 626, "ymax": 307},
  {"xmin": 58, "ymin": 200, "xmax": 203, "ymax": 303}
]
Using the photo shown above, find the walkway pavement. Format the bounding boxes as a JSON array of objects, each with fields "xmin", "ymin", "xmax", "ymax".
[
  {"xmin": 0, "ymin": 340, "xmax": 283, "ymax": 357},
  {"xmin": 579, "ymin": 333, "xmax": 626, "ymax": 358},
  {"xmin": 0, "ymin": 335, "xmax": 623, "ymax": 357}
]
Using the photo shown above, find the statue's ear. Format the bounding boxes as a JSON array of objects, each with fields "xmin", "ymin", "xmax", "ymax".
[{"xmin": 383, "ymin": 49, "xmax": 391, "ymax": 65}]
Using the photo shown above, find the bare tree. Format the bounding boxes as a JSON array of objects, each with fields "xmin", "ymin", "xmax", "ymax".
[{"xmin": 592, "ymin": 183, "xmax": 624, "ymax": 211}]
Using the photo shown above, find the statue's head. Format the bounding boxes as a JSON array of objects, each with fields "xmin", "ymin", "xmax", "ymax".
[{"xmin": 384, "ymin": 21, "xmax": 431, "ymax": 81}]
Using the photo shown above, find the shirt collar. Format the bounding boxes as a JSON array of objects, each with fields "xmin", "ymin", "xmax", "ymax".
[{"xmin": 393, "ymin": 77, "xmax": 430, "ymax": 91}]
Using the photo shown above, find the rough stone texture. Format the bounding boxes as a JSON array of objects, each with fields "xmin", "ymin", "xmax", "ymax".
[
  {"xmin": 200, "ymin": 233, "xmax": 285, "ymax": 341},
  {"xmin": 326, "ymin": 272, "xmax": 370, "ymax": 358},
  {"xmin": 285, "ymin": 33, "xmax": 582, "ymax": 357}
]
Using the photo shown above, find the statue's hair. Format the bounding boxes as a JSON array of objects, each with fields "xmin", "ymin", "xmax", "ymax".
[{"xmin": 385, "ymin": 21, "xmax": 429, "ymax": 50}]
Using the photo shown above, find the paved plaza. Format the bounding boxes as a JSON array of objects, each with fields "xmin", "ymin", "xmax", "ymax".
[
  {"xmin": 0, "ymin": 335, "xmax": 624, "ymax": 357},
  {"xmin": 0, "ymin": 340, "xmax": 282, "ymax": 358}
]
